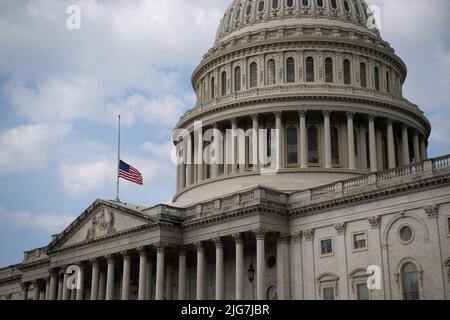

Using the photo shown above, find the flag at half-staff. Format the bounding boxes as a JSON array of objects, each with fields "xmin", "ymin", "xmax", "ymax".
[{"xmin": 118, "ymin": 160, "xmax": 143, "ymax": 185}]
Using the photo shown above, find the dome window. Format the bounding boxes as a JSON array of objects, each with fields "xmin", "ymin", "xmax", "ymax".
[
  {"xmin": 258, "ymin": 0, "xmax": 265, "ymax": 12},
  {"xmin": 272, "ymin": 0, "xmax": 279, "ymax": 9},
  {"xmin": 246, "ymin": 3, "xmax": 253, "ymax": 16},
  {"xmin": 267, "ymin": 59, "xmax": 276, "ymax": 85},
  {"xmin": 386, "ymin": 71, "xmax": 391, "ymax": 93},
  {"xmin": 331, "ymin": 0, "xmax": 338, "ymax": 9},
  {"xmin": 306, "ymin": 57, "xmax": 315, "ymax": 82},
  {"xmin": 286, "ymin": 57, "xmax": 295, "ymax": 83},
  {"xmin": 360, "ymin": 62, "xmax": 367, "ymax": 88},
  {"xmin": 343, "ymin": 0, "xmax": 350, "ymax": 12},
  {"xmin": 308, "ymin": 126, "xmax": 319, "ymax": 164},
  {"xmin": 287, "ymin": 126, "xmax": 298, "ymax": 165},
  {"xmin": 210, "ymin": 77, "xmax": 215, "ymax": 99},
  {"xmin": 286, "ymin": 0, "xmax": 294, "ymax": 8},
  {"xmin": 250, "ymin": 62, "xmax": 258, "ymax": 88},
  {"xmin": 301, "ymin": 0, "xmax": 309, "ymax": 7},
  {"xmin": 343, "ymin": 59, "xmax": 351, "ymax": 85},
  {"xmin": 234, "ymin": 66, "xmax": 241, "ymax": 92},
  {"xmin": 325, "ymin": 57, "xmax": 333, "ymax": 83},
  {"xmin": 221, "ymin": 71, "xmax": 227, "ymax": 96},
  {"xmin": 316, "ymin": 0, "xmax": 324, "ymax": 8},
  {"xmin": 374, "ymin": 66, "xmax": 380, "ymax": 91},
  {"xmin": 235, "ymin": 7, "xmax": 241, "ymax": 21}
]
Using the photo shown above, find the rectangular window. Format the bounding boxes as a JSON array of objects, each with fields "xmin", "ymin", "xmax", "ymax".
[
  {"xmin": 447, "ymin": 216, "xmax": 450, "ymax": 236},
  {"xmin": 357, "ymin": 283, "xmax": 369, "ymax": 300},
  {"xmin": 353, "ymin": 232, "xmax": 367, "ymax": 251},
  {"xmin": 323, "ymin": 287, "xmax": 335, "ymax": 300},
  {"xmin": 320, "ymin": 238, "xmax": 333, "ymax": 256}
]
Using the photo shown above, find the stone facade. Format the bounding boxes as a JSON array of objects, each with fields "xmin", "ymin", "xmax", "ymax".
[{"xmin": 0, "ymin": 0, "xmax": 449, "ymax": 300}]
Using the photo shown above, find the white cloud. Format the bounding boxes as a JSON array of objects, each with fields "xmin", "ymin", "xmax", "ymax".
[
  {"xmin": 0, "ymin": 123, "xmax": 72, "ymax": 175},
  {"xmin": 0, "ymin": 207, "xmax": 75, "ymax": 233}
]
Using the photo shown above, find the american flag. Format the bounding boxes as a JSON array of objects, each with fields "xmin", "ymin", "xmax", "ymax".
[{"xmin": 118, "ymin": 160, "xmax": 143, "ymax": 185}]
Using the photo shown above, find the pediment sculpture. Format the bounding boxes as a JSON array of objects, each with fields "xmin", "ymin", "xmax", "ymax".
[{"xmin": 85, "ymin": 208, "xmax": 116, "ymax": 241}]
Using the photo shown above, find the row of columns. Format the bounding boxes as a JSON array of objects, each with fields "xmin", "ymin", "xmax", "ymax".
[
  {"xmin": 21, "ymin": 230, "xmax": 291, "ymax": 300},
  {"xmin": 177, "ymin": 111, "xmax": 429, "ymax": 190}
]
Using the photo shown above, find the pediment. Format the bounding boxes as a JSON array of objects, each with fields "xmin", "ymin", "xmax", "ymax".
[{"xmin": 49, "ymin": 200, "xmax": 155, "ymax": 250}]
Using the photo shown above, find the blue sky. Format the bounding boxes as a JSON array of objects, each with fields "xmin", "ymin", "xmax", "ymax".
[{"xmin": 0, "ymin": 0, "xmax": 449, "ymax": 267}]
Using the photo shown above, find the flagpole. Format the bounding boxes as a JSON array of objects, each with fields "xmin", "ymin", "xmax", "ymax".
[{"xmin": 116, "ymin": 115, "xmax": 121, "ymax": 202}]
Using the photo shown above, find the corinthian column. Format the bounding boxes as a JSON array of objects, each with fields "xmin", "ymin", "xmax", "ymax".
[
  {"xmin": 155, "ymin": 242, "xmax": 166, "ymax": 300},
  {"xmin": 368, "ymin": 115, "xmax": 378, "ymax": 172},
  {"xmin": 20, "ymin": 282, "xmax": 29, "ymax": 300},
  {"xmin": 413, "ymin": 131, "xmax": 421, "ymax": 163},
  {"xmin": 251, "ymin": 114, "xmax": 259, "ymax": 172},
  {"xmin": 299, "ymin": 110, "xmax": 308, "ymax": 168},
  {"xmin": 347, "ymin": 112, "xmax": 356, "ymax": 170},
  {"xmin": 387, "ymin": 120, "xmax": 396, "ymax": 169},
  {"xmin": 231, "ymin": 118, "xmax": 238, "ymax": 174},
  {"xmin": 62, "ymin": 270, "xmax": 70, "ymax": 300},
  {"xmin": 402, "ymin": 125, "xmax": 410, "ymax": 165},
  {"xmin": 32, "ymin": 280, "xmax": 40, "ymax": 301},
  {"xmin": 323, "ymin": 111, "xmax": 332, "ymax": 169},
  {"xmin": 121, "ymin": 251, "xmax": 131, "ymax": 300},
  {"xmin": 195, "ymin": 242, "xmax": 205, "ymax": 300},
  {"xmin": 178, "ymin": 249, "xmax": 187, "ymax": 300},
  {"xmin": 90, "ymin": 258, "xmax": 100, "ymax": 300},
  {"xmin": 105, "ymin": 255, "xmax": 115, "ymax": 300},
  {"xmin": 214, "ymin": 237, "xmax": 225, "ymax": 300},
  {"xmin": 76, "ymin": 264, "xmax": 85, "ymax": 300},
  {"xmin": 48, "ymin": 269, "xmax": 58, "ymax": 300},
  {"xmin": 233, "ymin": 233, "xmax": 244, "ymax": 300},
  {"xmin": 254, "ymin": 228, "xmax": 267, "ymax": 300},
  {"xmin": 138, "ymin": 247, "xmax": 148, "ymax": 300}
]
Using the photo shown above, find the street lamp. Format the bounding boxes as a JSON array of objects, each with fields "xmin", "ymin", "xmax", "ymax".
[{"xmin": 248, "ymin": 264, "xmax": 255, "ymax": 300}]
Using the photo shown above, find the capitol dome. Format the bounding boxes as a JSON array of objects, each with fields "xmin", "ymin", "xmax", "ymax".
[{"xmin": 173, "ymin": 0, "xmax": 431, "ymax": 206}]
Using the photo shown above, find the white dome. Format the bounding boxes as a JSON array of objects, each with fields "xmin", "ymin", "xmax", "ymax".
[{"xmin": 216, "ymin": 0, "xmax": 379, "ymax": 44}]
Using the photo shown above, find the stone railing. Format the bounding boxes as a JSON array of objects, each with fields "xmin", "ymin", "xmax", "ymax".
[
  {"xmin": 143, "ymin": 204, "xmax": 183, "ymax": 220},
  {"xmin": 178, "ymin": 83, "xmax": 420, "ymax": 125},
  {"xmin": 290, "ymin": 155, "xmax": 450, "ymax": 207}
]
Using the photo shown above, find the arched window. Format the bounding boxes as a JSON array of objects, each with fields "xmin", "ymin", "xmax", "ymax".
[
  {"xmin": 325, "ymin": 57, "xmax": 333, "ymax": 83},
  {"xmin": 235, "ymin": 7, "xmax": 241, "ymax": 21},
  {"xmin": 258, "ymin": 0, "xmax": 265, "ymax": 12},
  {"xmin": 331, "ymin": 127, "xmax": 340, "ymax": 165},
  {"xmin": 272, "ymin": 0, "xmax": 279, "ymax": 9},
  {"xmin": 386, "ymin": 71, "xmax": 390, "ymax": 93},
  {"xmin": 401, "ymin": 263, "xmax": 420, "ymax": 300},
  {"xmin": 308, "ymin": 126, "xmax": 319, "ymax": 164},
  {"xmin": 267, "ymin": 59, "xmax": 276, "ymax": 85},
  {"xmin": 302, "ymin": 0, "xmax": 309, "ymax": 7},
  {"xmin": 250, "ymin": 62, "xmax": 258, "ymax": 88},
  {"xmin": 316, "ymin": 0, "xmax": 324, "ymax": 7},
  {"xmin": 374, "ymin": 66, "xmax": 380, "ymax": 91},
  {"xmin": 234, "ymin": 66, "xmax": 241, "ymax": 92},
  {"xmin": 210, "ymin": 77, "xmax": 215, "ymax": 99},
  {"xmin": 246, "ymin": 3, "xmax": 253, "ymax": 16},
  {"xmin": 343, "ymin": 0, "xmax": 350, "ymax": 12},
  {"xmin": 355, "ymin": 3, "xmax": 361, "ymax": 16},
  {"xmin": 287, "ymin": 126, "xmax": 298, "ymax": 165},
  {"xmin": 286, "ymin": 0, "xmax": 294, "ymax": 8},
  {"xmin": 286, "ymin": 57, "xmax": 295, "ymax": 83},
  {"xmin": 306, "ymin": 57, "xmax": 314, "ymax": 82},
  {"xmin": 221, "ymin": 71, "xmax": 227, "ymax": 96},
  {"xmin": 343, "ymin": 59, "xmax": 351, "ymax": 85},
  {"xmin": 360, "ymin": 62, "xmax": 367, "ymax": 88},
  {"xmin": 331, "ymin": 0, "xmax": 338, "ymax": 9}
]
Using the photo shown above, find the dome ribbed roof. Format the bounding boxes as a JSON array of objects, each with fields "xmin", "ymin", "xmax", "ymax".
[{"xmin": 216, "ymin": 0, "xmax": 379, "ymax": 44}]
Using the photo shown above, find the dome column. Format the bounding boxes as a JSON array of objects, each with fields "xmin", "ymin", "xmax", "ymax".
[
  {"xmin": 402, "ymin": 125, "xmax": 411, "ymax": 165},
  {"xmin": 368, "ymin": 115, "xmax": 378, "ymax": 172},
  {"xmin": 299, "ymin": 111, "xmax": 308, "ymax": 169},
  {"xmin": 420, "ymin": 137, "xmax": 428, "ymax": 161},
  {"xmin": 323, "ymin": 111, "xmax": 332, "ymax": 169},
  {"xmin": 387, "ymin": 120, "xmax": 396, "ymax": 169},
  {"xmin": 347, "ymin": 112, "xmax": 356, "ymax": 170},
  {"xmin": 251, "ymin": 114, "xmax": 260, "ymax": 172},
  {"xmin": 413, "ymin": 131, "xmax": 421, "ymax": 163}
]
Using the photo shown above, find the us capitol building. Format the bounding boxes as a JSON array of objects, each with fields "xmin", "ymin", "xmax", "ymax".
[{"xmin": 1, "ymin": 0, "xmax": 449, "ymax": 301}]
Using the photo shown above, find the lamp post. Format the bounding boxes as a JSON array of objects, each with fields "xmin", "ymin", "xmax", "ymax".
[{"xmin": 247, "ymin": 264, "xmax": 255, "ymax": 300}]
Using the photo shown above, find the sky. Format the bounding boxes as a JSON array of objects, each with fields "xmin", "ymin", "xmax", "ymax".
[{"xmin": 0, "ymin": 0, "xmax": 449, "ymax": 267}]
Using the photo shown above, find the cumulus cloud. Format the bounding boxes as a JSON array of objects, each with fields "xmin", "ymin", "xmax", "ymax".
[
  {"xmin": 0, "ymin": 123, "xmax": 72, "ymax": 175},
  {"xmin": 0, "ymin": 207, "xmax": 75, "ymax": 233}
]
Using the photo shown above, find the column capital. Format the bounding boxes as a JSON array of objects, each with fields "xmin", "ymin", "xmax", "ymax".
[
  {"xmin": 334, "ymin": 222, "xmax": 347, "ymax": 235},
  {"xmin": 20, "ymin": 281, "xmax": 30, "ymax": 289},
  {"xmin": 48, "ymin": 267, "xmax": 59, "ymax": 276},
  {"xmin": 105, "ymin": 254, "xmax": 115, "ymax": 264},
  {"xmin": 178, "ymin": 247, "xmax": 187, "ymax": 256},
  {"xmin": 213, "ymin": 237, "xmax": 223, "ymax": 248},
  {"xmin": 251, "ymin": 114, "xmax": 259, "ymax": 121},
  {"xmin": 77, "ymin": 262, "xmax": 87, "ymax": 271},
  {"xmin": 253, "ymin": 228, "xmax": 268, "ymax": 240},
  {"xmin": 303, "ymin": 228, "xmax": 314, "ymax": 241},
  {"xmin": 298, "ymin": 110, "xmax": 307, "ymax": 117},
  {"xmin": 277, "ymin": 233, "xmax": 291, "ymax": 244},
  {"xmin": 120, "ymin": 250, "xmax": 132, "ymax": 260},
  {"xmin": 274, "ymin": 111, "xmax": 282, "ymax": 119},
  {"xmin": 368, "ymin": 215, "xmax": 381, "ymax": 229},
  {"xmin": 137, "ymin": 246, "xmax": 149, "ymax": 257},
  {"xmin": 323, "ymin": 110, "xmax": 331, "ymax": 117},
  {"xmin": 386, "ymin": 118, "xmax": 394, "ymax": 126},
  {"xmin": 89, "ymin": 257, "xmax": 100, "ymax": 266},
  {"xmin": 424, "ymin": 204, "xmax": 438, "ymax": 219},
  {"xmin": 194, "ymin": 241, "xmax": 204, "ymax": 252},
  {"xmin": 290, "ymin": 231, "xmax": 303, "ymax": 242},
  {"xmin": 402, "ymin": 124, "xmax": 409, "ymax": 130},
  {"xmin": 154, "ymin": 241, "xmax": 167, "ymax": 253},
  {"xmin": 230, "ymin": 117, "xmax": 237, "ymax": 125},
  {"xmin": 232, "ymin": 233, "xmax": 244, "ymax": 244},
  {"xmin": 346, "ymin": 112, "xmax": 355, "ymax": 119},
  {"xmin": 368, "ymin": 114, "xmax": 376, "ymax": 122}
]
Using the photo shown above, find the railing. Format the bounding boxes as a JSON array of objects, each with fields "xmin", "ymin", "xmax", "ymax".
[
  {"xmin": 376, "ymin": 162, "xmax": 424, "ymax": 184},
  {"xmin": 433, "ymin": 155, "xmax": 450, "ymax": 170},
  {"xmin": 343, "ymin": 175, "xmax": 370, "ymax": 192},
  {"xmin": 311, "ymin": 183, "xmax": 336, "ymax": 200}
]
